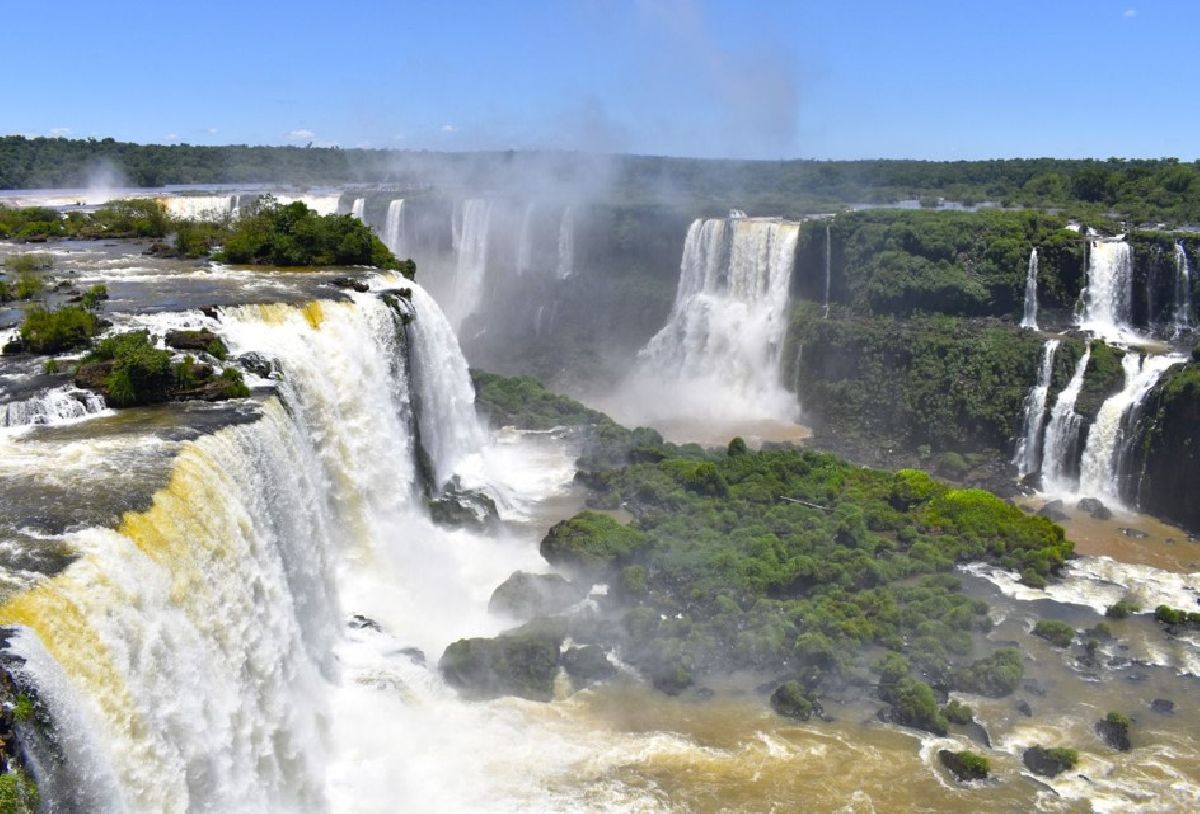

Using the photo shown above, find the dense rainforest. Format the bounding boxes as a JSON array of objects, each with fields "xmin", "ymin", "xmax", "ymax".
[{"xmin": 5, "ymin": 135, "xmax": 1200, "ymax": 223}]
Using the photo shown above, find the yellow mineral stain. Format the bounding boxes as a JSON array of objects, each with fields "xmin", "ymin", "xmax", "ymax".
[{"xmin": 302, "ymin": 301, "xmax": 325, "ymax": 329}]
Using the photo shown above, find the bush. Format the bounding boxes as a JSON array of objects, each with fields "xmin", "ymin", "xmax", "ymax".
[
  {"xmin": 80, "ymin": 284, "xmax": 109, "ymax": 311},
  {"xmin": 18, "ymin": 305, "xmax": 97, "ymax": 352},
  {"xmin": 943, "ymin": 698, "xmax": 974, "ymax": 725},
  {"xmin": 770, "ymin": 680, "xmax": 817, "ymax": 720},
  {"xmin": 952, "ymin": 648, "xmax": 1023, "ymax": 697},
  {"xmin": 1023, "ymin": 745, "xmax": 1079, "ymax": 777},
  {"xmin": 1105, "ymin": 598, "xmax": 1139, "ymax": 619},
  {"xmin": 539, "ymin": 511, "xmax": 649, "ymax": 576},
  {"xmin": 1033, "ymin": 619, "xmax": 1076, "ymax": 647},
  {"xmin": 3, "ymin": 252, "xmax": 52, "ymax": 274},
  {"xmin": 0, "ymin": 768, "xmax": 39, "ymax": 813},
  {"xmin": 887, "ymin": 676, "xmax": 949, "ymax": 735},
  {"xmin": 84, "ymin": 331, "xmax": 174, "ymax": 406},
  {"xmin": 940, "ymin": 749, "xmax": 989, "ymax": 781}
]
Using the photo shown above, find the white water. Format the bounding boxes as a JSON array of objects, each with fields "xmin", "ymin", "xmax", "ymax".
[
  {"xmin": 1173, "ymin": 241, "xmax": 1193, "ymax": 338},
  {"xmin": 1013, "ymin": 339, "xmax": 1059, "ymax": 478},
  {"xmin": 556, "ymin": 206, "xmax": 575, "ymax": 280},
  {"xmin": 448, "ymin": 199, "xmax": 493, "ymax": 330},
  {"xmin": 1, "ymin": 387, "xmax": 107, "ymax": 428},
  {"xmin": 1040, "ymin": 343, "xmax": 1092, "ymax": 492},
  {"xmin": 160, "ymin": 195, "xmax": 234, "ymax": 222},
  {"xmin": 1077, "ymin": 352, "xmax": 1183, "ymax": 504},
  {"xmin": 516, "ymin": 202, "xmax": 536, "ymax": 276},
  {"xmin": 1019, "ymin": 247, "xmax": 1039, "ymax": 329},
  {"xmin": 627, "ymin": 217, "xmax": 801, "ymax": 423},
  {"xmin": 1080, "ymin": 239, "xmax": 1135, "ymax": 341},
  {"xmin": 351, "ymin": 198, "xmax": 366, "ymax": 222},
  {"xmin": 384, "ymin": 199, "xmax": 406, "ymax": 258},
  {"xmin": 274, "ymin": 194, "xmax": 341, "ymax": 217}
]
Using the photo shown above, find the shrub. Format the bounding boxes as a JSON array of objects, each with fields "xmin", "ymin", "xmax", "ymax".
[
  {"xmin": 940, "ymin": 749, "xmax": 989, "ymax": 781},
  {"xmin": 80, "ymin": 284, "xmax": 109, "ymax": 311},
  {"xmin": 0, "ymin": 768, "xmax": 39, "ymax": 813},
  {"xmin": 943, "ymin": 698, "xmax": 974, "ymax": 725},
  {"xmin": 3, "ymin": 252, "xmax": 52, "ymax": 274},
  {"xmin": 1033, "ymin": 619, "xmax": 1076, "ymax": 647},
  {"xmin": 19, "ymin": 305, "xmax": 97, "ymax": 353},
  {"xmin": 1105, "ymin": 598, "xmax": 1139, "ymax": 619},
  {"xmin": 539, "ymin": 511, "xmax": 648, "ymax": 576},
  {"xmin": 83, "ymin": 331, "xmax": 173, "ymax": 406},
  {"xmin": 952, "ymin": 648, "xmax": 1023, "ymax": 697},
  {"xmin": 770, "ymin": 680, "xmax": 816, "ymax": 720}
]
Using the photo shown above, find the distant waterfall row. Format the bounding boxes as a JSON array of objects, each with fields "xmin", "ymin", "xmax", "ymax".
[{"xmin": 158, "ymin": 192, "xmax": 341, "ymax": 221}]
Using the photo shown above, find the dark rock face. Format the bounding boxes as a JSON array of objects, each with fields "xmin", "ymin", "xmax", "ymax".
[
  {"xmin": 1123, "ymin": 363, "xmax": 1200, "ymax": 533},
  {"xmin": 938, "ymin": 749, "xmax": 989, "ymax": 782},
  {"xmin": 165, "ymin": 329, "xmax": 225, "ymax": 356},
  {"xmin": 1022, "ymin": 746, "xmax": 1078, "ymax": 778},
  {"xmin": 1077, "ymin": 497, "xmax": 1112, "ymax": 520},
  {"xmin": 488, "ymin": 571, "xmax": 587, "ymax": 620},
  {"xmin": 427, "ymin": 488, "xmax": 499, "ymax": 530},
  {"xmin": 237, "ymin": 352, "xmax": 277, "ymax": 379},
  {"xmin": 330, "ymin": 277, "xmax": 371, "ymax": 293},
  {"xmin": 1038, "ymin": 500, "xmax": 1070, "ymax": 522},
  {"xmin": 1016, "ymin": 700, "xmax": 1034, "ymax": 717},
  {"xmin": 561, "ymin": 645, "xmax": 615, "ymax": 687},
  {"xmin": 439, "ymin": 620, "xmax": 565, "ymax": 701}
]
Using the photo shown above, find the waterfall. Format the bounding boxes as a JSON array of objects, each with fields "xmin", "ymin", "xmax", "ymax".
[
  {"xmin": 274, "ymin": 194, "xmax": 341, "ymax": 216},
  {"xmin": 1040, "ymin": 343, "xmax": 1092, "ymax": 491},
  {"xmin": 1077, "ymin": 353, "xmax": 1181, "ymax": 503},
  {"xmin": 160, "ymin": 195, "xmax": 235, "ymax": 222},
  {"xmin": 1173, "ymin": 241, "xmax": 1193, "ymax": 338},
  {"xmin": 516, "ymin": 202, "xmax": 535, "ymax": 276},
  {"xmin": 1079, "ymin": 239, "xmax": 1133, "ymax": 340},
  {"xmin": 556, "ymin": 206, "xmax": 575, "ymax": 280},
  {"xmin": 404, "ymin": 286, "xmax": 485, "ymax": 489},
  {"xmin": 635, "ymin": 217, "xmax": 801, "ymax": 421},
  {"xmin": 822, "ymin": 223, "xmax": 832, "ymax": 318},
  {"xmin": 2, "ymin": 387, "xmax": 106, "ymax": 428},
  {"xmin": 1013, "ymin": 339, "xmax": 1059, "ymax": 477},
  {"xmin": 448, "ymin": 199, "xmax": 492, "ymax": 330},
  {"xmin": 384, "ymin": 199, "xmax": 406, "ymax": 257},
  {"xmin": 1019, "ymin": 248, "xmax": 1039, "ymax": 329},
  {"xmin": 351, "ymin": 198, "xmax": 366, "ymax": 222}
]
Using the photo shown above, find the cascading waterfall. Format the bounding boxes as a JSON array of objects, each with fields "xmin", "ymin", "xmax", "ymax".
[
  {"xmin": 448, "ymin": 199, "xmax": 492, "ymax": 330},
  {"xmin": 274, "ymin": 194, "xmax": 341, "ymax": 216},
  {"xmin": 351, "ymin": 198, "xmax": 366, "ymax": 222},
  {"xmin": 1079, "ymin": 238, "xmax": 1133, "ymax": 340},
  {"xmin": 822, "ymin": 223, "xmax": 832, "ymax": 318},
  {"xmin": 556, "ymin": 206, "xmax": 575, "ymax": 280},
  {"xmin": 159, "ymin": 195, "xmax": 235, "ymax": 222},
  {"xmin": 1040, "ymin": 343, "xmax": 1092, "ymax": 491},
  {"xmin": 516, "ymin": 202, "xmax": 536, "ymax": 276},
  {"xmin": 634, "ymin": 217, "xmax": 801, "ymax": 421},
  {"xmin": 1173, "ymin": 240, "xmax": 1193, "ymax": 338},
  {"xmin": 1, "ymin": 388, "xmax": 106, "ymax": 428},
  {"xmin": 1077, "ymin": 352, "xmax": 1181, "ymax": 503},
  {"xmin": 1020, "ymin": 247, "xmax": 1039, "ymax": 329},
  {"xmin": 1013, "ymin": 339, "xmax": 1059, "ymax": 477},
  {"xmin": 384, "ymin": 199, "xmax": 406, "ymax": 257}
]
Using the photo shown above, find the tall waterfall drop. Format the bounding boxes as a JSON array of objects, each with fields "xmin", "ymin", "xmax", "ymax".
[
  {"xmin": 556, "ymin": 206, "xmax": 575, "ymax": 280},
  {"xmin": 351, "ymin": 198, "xmax": 366, "ymax": 222},
  {"xmin": 1013, "ymin": 339, "xmax": 1059, "ymax": 477},
  {"xmin": 1040, "ymin": 343, "xmax": 1092, "ymax": 492},
  {"xmin": 384, "ymin": 199, "xmax": 406, "ymax": 257},
  {"xmin": 1173, "ymin": 240, "xmax": 1193, "ymax": 338},
  {"xmin": 448, "ymin": 199, "xmax": 493, "ymax": 330},
  {"xmin": 516, "ymin": 202, "xmax": 536, "ymax": 276},
  {"xmin": 1079, "ymin": 238, "xmax": 1134, "ymax": 340},
  {"xmin": 1020, "ymin": 248, "xmax": 1039, "ymax": 329},
  {"xmin": 1077, "ymin": 352, "xmax": 1181, "ymax": 503},
  {"xmin": 633, "ymin": 217, "xmax": 801, "ymax": 422},
  {"xmin": 822, "ymin": 223, "xmax": 832, "ymax": 318}
]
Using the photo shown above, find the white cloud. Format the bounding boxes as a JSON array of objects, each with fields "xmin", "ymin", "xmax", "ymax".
[
  {"xmin": 441, "ymin": 123, "xmax": 459, "ymax": 133},
  {"xmin": 287, "ymin": 128, "xmax": 316, "ymax": 141},
  {"xmin": 165, "ymin": 133, "xmax": 179, "ymax": 142},
  {"xmin": 48, "ymin": 127, "xmax": 71, "ymax": 136},
  {"xmin": 207, "ymin": 127, "xmax": 219, "ymax": 134},
  {"xmin": 1123, "ymin": 8, "xmax": 1137, "ymax": 17}
]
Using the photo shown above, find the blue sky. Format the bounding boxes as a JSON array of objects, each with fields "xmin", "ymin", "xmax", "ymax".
[{"xmin": 4, "ymin": 0, "xmax": 1196, "ymax": 159}]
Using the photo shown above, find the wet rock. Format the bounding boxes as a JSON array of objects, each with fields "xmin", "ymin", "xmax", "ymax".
[
  {"xmin": 427, "ymin": 487, "xmax": 499, "ymax": 531},
  {"xmin": 1095, "ymin": 712, "xmax": 1132, "ymax": 751},
  {"xmin": 1038, "ymin": 500, "xmax": 1070, "ymax": 522},
  {"xmin": 348, "ymin": 614, "xmax": 382, "ymax": 632},
  {"xmin": 561, "ymin": 645, "xmax": 616, "ymax": 687},
  {"xmin": 330, "ymin": 277, "xmax": 371, "ymax": 293},
  {"xmin": 165, "ymin": 329, "xmax": 226, "ymax": 357},
  {"xmin": 395, "ymin": 647, "xmax": 425, "ymax": 666},
  {"xmin": 439, "ymin": 618, "xmax": 565, "ymax": 702},
  {"xmin": 770, "ymin": 680, "xmax": 818, "ymax": 721},
  {"xmin": 1016, "ymin": 700, "xmax": 1034, "ymax": 717},
  {"xmin": 964, "ymin": 720, "xmax": 992, "ymax": 748},
  {"xmin": 488, "ymin": 571, "xmax": 588, "ymax": 620},
  {"xmin": 939, "ymin": 749, "xmax": 989, "ymax": 782},
  {"xmin": 1, "ymin": 338, "xmax": 25, "ymax": 355},
  {"xmin": 1118, "ymin": 527, "xmax": 1149, "ymax": 540},
  {"xmin": 1023, "ymin": 746, "xmax": 1080, "ymax": 778},
  {"xmin": 237, "ymin": 352, "xmax": 277, "ymax": 379},
  {"xmin": 1150, "ymin": 698, "xmax": 1175, "ymax": 715},
  {"xmin": 200, "ymin": 306, "xmax": 221, "ymax": 320},
  {"xmin": 1076, "ymin": 497, "xmax": 1113, "ymax": 520}
]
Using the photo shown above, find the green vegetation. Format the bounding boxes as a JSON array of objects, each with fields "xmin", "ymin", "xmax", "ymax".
[
  {"xmin": 0, "ymin": 768, "xmax": 39, "ymax": 814},
  {"xmin": 770, "ymin": 680, "xmax": 818, "ymax": 721},
  {"xmin": 16, "ymin": 305, "xmax": 98, "ymax": 353},
  {"xmin": 1105, "ymin": 598, "xmax": 1140, "ymax": 619},
  {"xmin": 471, "ymin": 370, "xmax": 611, "ymax": 429},
  {"xmin": 951, "ymin": 648, "xmax": 1024, "ymax": 697},
  {"xmin": 1033, "ymin": 619, "xmax": 1076, "ymax": 648},
  {"xmin": 1023, "ymin": 745, "xmax": 1080, "ymax": 778},
  {"xmin": 0, "ymin": 198, "xmax": 169, "ymax": 242},
  {"xmin": 1097, "ymin": 711, "xmax": 1133, "ymax": 751},
  {"xmin": 1153, "ymin": 605, "xmax": 1200, "ymax": 629},
  {"xmin": 539, "ymin": 511, "xmax": 649, "ymax": 578},
  {"xmin": 439, "ymin": 620, "xmax": 564, "ymax": 701},
  {"xmin": 76, "ymin": 331, "xmax": 250, "ymax": 406},
  {"xmin": 943, "ymin": 698, "xmax": 974, "ymax": 725},
  {"xmin": 11, "ymin": 694, "xmax": 34, "ymax": 723},
  {"xmin": 218, "ymin": 198, "xmax": 409, "ymax": 272},
  {"xmin": 79, "ymin": 284, "xmax": 109, "ymax": 311},
  {"xmin": 3, "ymin": 253, "xmax": 52, "ymax": 274},
  {"xmin": 939, "ymin": 749, "xmax": 990, "ymax": 782}
]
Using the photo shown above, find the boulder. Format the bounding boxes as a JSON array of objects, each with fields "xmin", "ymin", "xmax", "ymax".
[
  {"xmin": 165, "ymin": 329, "xmax": 227, "ymax": 358},
  {"xmin": 939, "ymin": 749, "xmax": 989, "ymax": 782},
  {"xmin": 237, "ymin": 352, "xmax": 277, "ymax": 379},
  {"xmin": 1037, "ymin": 500, "xmax": 1069, "ymax": 522},
  {"xmin": 770, "ymin": 680, "xmax": 817, "ymax": 721},
  {"xmin": 330, "ymin": 277, "xmax": 371, "ymax": 293},
  {"xmin": 1095, "ymin": 712, "xmax": 1132, "ymax": 751},
  {"xmin": 488, "ymin": 571, "xmax": 587, "ymax": 620},
  {"xmin": 439, "ymin": 619, "xmax": 565, "ymax": 701},
  {"xmin": 428, "ymin": 488, "xmax": 499, "ymax": 531},
  {"xmin": 1022, "ymin": 746, "xmax": 1079, "ymax": 778},
  {"xmin": 561, "ymin": 645, "xmax": 615, "ymax": 687},
  {"xmin": 1118, "ymin": 527, "xmax": 1149, "ymax": 540},
  {"xmin": 1150, "ymin": 698, "xmax": 1175, "ymax": 715},
  {"xmin": 1077, "ymin": 497, "xmax": 1113, "ymax": 520}
]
